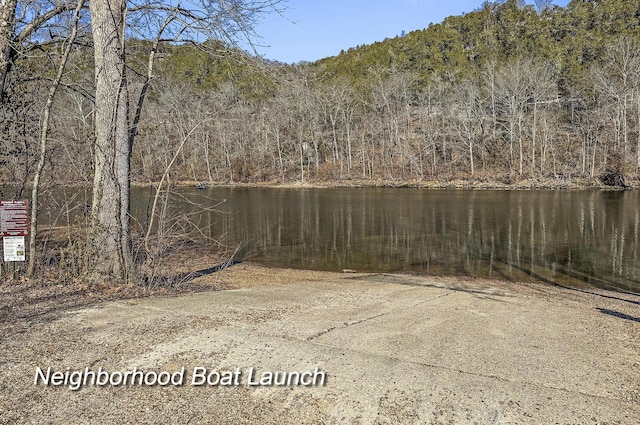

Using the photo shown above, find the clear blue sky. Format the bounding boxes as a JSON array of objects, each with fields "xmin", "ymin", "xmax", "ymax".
[{"xmin": 252, "ymin": 0, "xmax": 571, "ymax": 63}]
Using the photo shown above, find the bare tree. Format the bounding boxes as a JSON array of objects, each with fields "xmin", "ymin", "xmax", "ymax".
[
  {"xmin": 27, "ymin": 0, "xmax": 85, "ymax": 278},
  {"xmin": 0, "ymin": 0, "xmax": 18, "ymax": 102},
  {"xmin": 0, "ymin": 0, "xmax": 77, "ymax": 102},
  {"xmin": 494, "ymin": 58, "xmax": 555, "ymax": 176},
  {"xmin": 88, "ymin": 0, "xmax": 130, "ymax": 280},
  {"xmin": 368, "ymin": 68, "xmax": 417, "ymax": 179},
  {"xmin": 452, "ymin": 79, "xmax": 486, "ymax": 177},
  {"xmin": 591, "ymin": 36, "xmax": 640, "ymax": 171}
]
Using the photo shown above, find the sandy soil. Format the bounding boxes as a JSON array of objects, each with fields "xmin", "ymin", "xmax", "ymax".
[{"xmin": 1, "ymin": 263, "xmax": 639, "ymax": 424}]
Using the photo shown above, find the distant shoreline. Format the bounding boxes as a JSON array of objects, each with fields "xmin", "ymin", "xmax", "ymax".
[
  {"xmin": 165, "ymin": 176, "xmax": 638, "ymax": 191},
  {"xmin": 4, "ymin": 176, "xmax": 636, "ymax": 191}
]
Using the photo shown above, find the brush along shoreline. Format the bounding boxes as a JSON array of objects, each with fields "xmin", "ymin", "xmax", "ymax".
[{"xmin": 165, "ymin": 175, "xmax": 640, "ymax": 190}]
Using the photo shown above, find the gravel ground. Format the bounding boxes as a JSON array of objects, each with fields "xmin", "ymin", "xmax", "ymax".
[{"xmin": 1, "ymin": 263, "xmax": 639, "ymax": 424}]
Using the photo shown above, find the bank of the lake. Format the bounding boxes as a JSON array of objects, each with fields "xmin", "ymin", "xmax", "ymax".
[
  {"xmin": 169, "ymin": 175, "xmax": 640, "ymax": 190},
  {"xmin": 1, "ymin": 263, "xmax": 638, "ymax": 424}
]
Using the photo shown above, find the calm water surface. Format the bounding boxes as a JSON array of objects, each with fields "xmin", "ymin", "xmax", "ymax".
[{"xmin": 130, "ymin": 187, "xmax": 639, "ymax": 293}]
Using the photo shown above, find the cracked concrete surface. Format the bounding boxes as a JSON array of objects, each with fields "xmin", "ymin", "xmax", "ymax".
[{"xmin": 2, "ymin": 271, "xmax": 639, "ymax": 424}]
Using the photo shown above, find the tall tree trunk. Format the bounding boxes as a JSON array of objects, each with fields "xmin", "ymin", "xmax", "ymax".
[
  {"xmin": 0, "ymin": 0, "xmax": 18, "ymax": 102},
  {"xmin": 89, "ymin": 0, "xmax": 131, "ymax": 282}
]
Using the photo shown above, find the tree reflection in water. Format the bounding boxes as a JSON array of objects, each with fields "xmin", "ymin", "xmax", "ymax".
[{"xmin": 129, "ymin": 188, "xmax": 640, "ymax": 293}]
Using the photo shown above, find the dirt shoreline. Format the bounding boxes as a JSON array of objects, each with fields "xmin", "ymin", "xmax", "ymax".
[
  {"xmin": 1, "ymin": 264, "xmax": 639, "ymax": 424},
  {"xmin": 147, "ymin": 176, "xmax": 639, "ymax": 190}
]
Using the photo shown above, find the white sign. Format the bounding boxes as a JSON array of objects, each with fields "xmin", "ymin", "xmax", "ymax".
[{"xmin": 3, "ymin": 236, "xmax": 25, "ymax": 262}]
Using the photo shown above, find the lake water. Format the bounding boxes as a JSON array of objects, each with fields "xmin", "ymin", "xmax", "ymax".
[{"xmin": 129, "ymin": 187, "xmax": 640, "ymax": 293}]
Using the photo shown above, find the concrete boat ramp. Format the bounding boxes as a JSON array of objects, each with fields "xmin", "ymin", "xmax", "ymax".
[{"xmin": 2, "ymin": 270, "xmax": 639, "ymax": 424}]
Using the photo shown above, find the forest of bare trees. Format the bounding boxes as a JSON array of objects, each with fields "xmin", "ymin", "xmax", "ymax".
[
  {"xmin": 11, "ymin": 34, "xmax": 635, "ymax": 190},
  {"xmin": 126, "ymin": 36, "xmax": 640, "ymax": 187},
  {"xmin": 4, "ymin": 1, "xmax": 640, "ymax": 190}
]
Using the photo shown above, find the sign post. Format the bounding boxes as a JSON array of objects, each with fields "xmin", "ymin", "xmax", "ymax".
[{"xmin": 0, "ymin": 200, "xmax": 30, "ymax": 278}]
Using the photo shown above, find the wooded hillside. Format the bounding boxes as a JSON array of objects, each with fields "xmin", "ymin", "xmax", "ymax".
[{"xmin": 3, "ymin": 0, "xmax": 640, "ymax": 189}]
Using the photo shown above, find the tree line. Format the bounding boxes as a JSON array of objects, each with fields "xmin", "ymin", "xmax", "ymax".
[
  {"xmin": 6, "ymin": 0, "xmax": 639, "ymax": 188},
  {"xmin": 135, "ymin": 0, "xmax": 640, "ymax": 186}
]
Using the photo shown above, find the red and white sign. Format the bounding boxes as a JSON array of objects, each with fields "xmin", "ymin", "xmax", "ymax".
[{"xmin": 0, "ymin": 200, "xmax": 30, "ymax": 237}]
